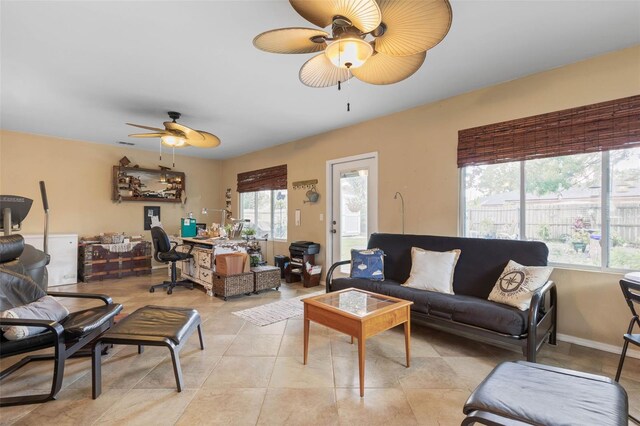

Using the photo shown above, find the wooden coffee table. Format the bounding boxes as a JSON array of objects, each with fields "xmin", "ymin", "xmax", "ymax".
[{"xmin": 303, "ymin": 288, "xmax": 413, "ymax": 397}]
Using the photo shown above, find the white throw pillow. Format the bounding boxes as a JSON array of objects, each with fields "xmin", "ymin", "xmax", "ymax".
[
  {"xmin": 403, "ymin": 247, "xmax": 461, "ymax": 294},
  {"xmin": 488, "ymin": 260, "xmax": 553, "ymax": 311},
  {"xmin": 0, "ymin": 296, "xmax": 69, "ymax": 340}
]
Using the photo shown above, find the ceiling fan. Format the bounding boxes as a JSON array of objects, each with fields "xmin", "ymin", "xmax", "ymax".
[
  {"xmin": 253, "ymin": 0, "xmax": 452, "ymax": 87},
  {"xmin": 126, "ymin": 111, "xmax": 221, "ymax": 149}
]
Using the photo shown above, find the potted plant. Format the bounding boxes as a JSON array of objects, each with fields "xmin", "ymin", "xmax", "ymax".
[
  {"xmin": 242, "ymin": 227, "xmax": 257, "ymax": 240},
  {"xmin": 571, "ymin": 217, "xmax": 590, "ymax": 253}
]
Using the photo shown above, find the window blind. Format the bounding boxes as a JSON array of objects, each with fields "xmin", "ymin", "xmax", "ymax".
[
  {"xmin": 237, "ymin": 164, "xmax": 287, "ymax": 193},
  {"xmin": 458, "ymin": 95, "xmax": 640, "ymax": 167}
]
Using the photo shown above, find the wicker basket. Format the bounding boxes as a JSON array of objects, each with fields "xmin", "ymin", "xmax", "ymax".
[
  {"xmin": 212, "ymin": 272, "xmax": 254, "ymax": 300},
  {"xmin": 252, "ymin": 266, "xmax": 281, "ymax": 293}
]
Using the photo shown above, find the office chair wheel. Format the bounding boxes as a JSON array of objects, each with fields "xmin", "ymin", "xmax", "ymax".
[
  {"xmin": 167, "ymin": 289, "xmax": 173, "ymax": 295},
  {"xmin": 149, "ymin": 288, "xmax": 155, "ymax": 293}
]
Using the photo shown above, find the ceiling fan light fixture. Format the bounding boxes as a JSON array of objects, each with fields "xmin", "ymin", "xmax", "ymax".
[
  {"xmin": 161, "ymin": 135, "xmax": 187, "ymax": 147},
  {"xmin": 324, "ymin": 36, "xmax": 373, "ymax": 69}
]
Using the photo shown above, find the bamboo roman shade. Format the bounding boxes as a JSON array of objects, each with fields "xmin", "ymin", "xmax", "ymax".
[
  {"xmin": 458, "ymin": 95, "xmax": 640, "ymax": 167},
  {"xmin": 237, "ymin": 164, "xmax": 287, "ymax": 193}
]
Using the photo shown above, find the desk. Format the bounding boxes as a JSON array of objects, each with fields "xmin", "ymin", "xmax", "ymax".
[{"xmin": 172, "ymin": 238, "xmax": 248, "ymax": 296}]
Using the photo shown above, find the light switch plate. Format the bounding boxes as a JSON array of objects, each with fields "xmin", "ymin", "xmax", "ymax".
[{"xmin": 295, "ymin": 209, "xmax": 301, "ymax": 226}]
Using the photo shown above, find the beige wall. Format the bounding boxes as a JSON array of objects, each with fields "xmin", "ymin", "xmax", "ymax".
[
  {"xmin": 220, "ymin": 45, "xmax": 640, "ymax": 348},
  {"xmin": 0, "ymin": 131, "xmax": 223, "ymax": 240}
]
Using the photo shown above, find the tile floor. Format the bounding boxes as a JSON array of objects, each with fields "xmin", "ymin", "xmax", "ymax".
[{"xmin": 1, "ymin": 271, "xmax": 638, "ymax": 425}]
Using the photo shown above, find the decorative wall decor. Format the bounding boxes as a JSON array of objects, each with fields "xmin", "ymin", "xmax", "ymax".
[{"xmin": 113, "ymin": 166, "xmax": 185, "ymax": 203}]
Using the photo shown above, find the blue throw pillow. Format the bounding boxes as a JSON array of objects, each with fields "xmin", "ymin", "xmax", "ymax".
[{"xmin": 350, "ymin": 248, "xmax": 385, "ymax": 281}]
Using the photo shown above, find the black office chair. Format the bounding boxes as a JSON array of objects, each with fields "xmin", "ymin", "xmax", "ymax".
[{"xmin": 149, "ymin": 226, "xmax": 195, "ymax": 295}]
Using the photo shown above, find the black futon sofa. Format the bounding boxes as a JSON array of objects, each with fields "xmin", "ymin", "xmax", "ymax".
[{"xmin": 326, "ymin": 233, "xmax": 557, "ymax": 362}]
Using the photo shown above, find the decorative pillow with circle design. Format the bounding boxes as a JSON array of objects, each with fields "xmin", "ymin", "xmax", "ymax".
[{"xmin": 488, "ymin": 260, "xmax": 553, "ymax": 311}]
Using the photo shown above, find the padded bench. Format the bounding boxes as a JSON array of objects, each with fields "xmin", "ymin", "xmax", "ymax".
[
  {"xmin": 462, "ymin": 361, "xmax": 629, "ymax": 426},
  {"xmin": 91, "ymin": 305, "xmax": 204, "ymax": 398}
]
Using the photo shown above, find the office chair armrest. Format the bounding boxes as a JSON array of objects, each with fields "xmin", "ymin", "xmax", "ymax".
[
  {"xmin": 174, "ymin": 242, "xmax": 195, "ymax": 255},
  {"xmin": 47, "ymin": 291, "xmax": 113, "ymax": 305}
]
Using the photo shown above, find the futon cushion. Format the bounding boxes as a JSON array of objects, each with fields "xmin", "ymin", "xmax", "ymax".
[
  {"xmin": 366, "ymin": 234, "xmax": 549, "ymax": 298},
  {"xmin": 0, "ymin": 296, "xmax": 69, "ymax": 340},
  {"xmin": 403, "ymin": 247, "xmax": 460, "ymax": 294},
  {"xmin": 331, "ymin": 278, "xmax": 528, "ymax": 335},
  {"xmin": 488, "ymin": 260, "xmax": 553, "ymax": 310},
  {"xmin": 350, "ymin": 249, "xmax": 385, "ymax": 281}
]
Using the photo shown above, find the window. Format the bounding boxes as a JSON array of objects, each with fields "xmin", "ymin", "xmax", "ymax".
[
  {"xmin": 240, "ymin": 190, "xmax": 287, "ymax": 240},
  {"xmin": 461, "ymin": 147, "xmax": 640, "ymax": 270}
]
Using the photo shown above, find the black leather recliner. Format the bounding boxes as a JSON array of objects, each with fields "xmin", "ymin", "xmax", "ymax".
[
  {"xmin": 149, "ymin": 226, "xmax": 194, "ymax": 294},
  {"xmin": 0, "ymin": 235, "xmax": 123, "ymax": 407}
]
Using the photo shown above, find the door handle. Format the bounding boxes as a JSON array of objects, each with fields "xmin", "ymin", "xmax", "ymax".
[{"xmin": 330, "ymin": 229, "xmax": 337, "ymax": 234}]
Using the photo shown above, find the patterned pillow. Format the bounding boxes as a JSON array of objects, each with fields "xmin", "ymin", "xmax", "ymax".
[
  {"xmin": 350, "ymin": 248, "xmax": 385, "ymax": 281},
  {"xmin": 488, "ymin": 260, "xmax": 553, "ymax": 311}
]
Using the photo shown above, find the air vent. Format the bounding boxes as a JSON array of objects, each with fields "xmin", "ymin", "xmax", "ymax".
[{"xmin": 118, "ymin": 141, "xmax": 135, "ymax": 146}]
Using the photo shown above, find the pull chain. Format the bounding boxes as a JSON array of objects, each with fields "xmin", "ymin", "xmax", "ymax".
[
  {"xmin": 346, "ymin": 68, "xmax": 352, "ymax": 112},
  {"xmin": 159, "ymin": 140, "xmax": 162, "ymax": 162},
  {"xmin": 172, "ymin": 146, "xmax": 175, "ymax": 168}
]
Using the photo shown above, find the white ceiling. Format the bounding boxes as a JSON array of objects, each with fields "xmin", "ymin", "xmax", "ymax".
[{"xmin": 2, "ymin": 0, "xmax": 639, "ymax": 159}]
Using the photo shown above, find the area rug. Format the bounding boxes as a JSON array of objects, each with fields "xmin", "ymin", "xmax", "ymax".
[{"xmin": 232, "ymin": 291, "xmax": 324, "ymax": 326}]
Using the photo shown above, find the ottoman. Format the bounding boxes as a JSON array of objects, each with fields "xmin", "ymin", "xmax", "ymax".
[
  {"xmin": 251, "ymin": 265, "xmax": 281, "ymax": 293},
  {"xmin": 462, "ymin": 361, "xmax": 628, "ymax": 426},
  {"xmin": 91, "ymin": 305, "xmax": 204, "ymax": 398}
]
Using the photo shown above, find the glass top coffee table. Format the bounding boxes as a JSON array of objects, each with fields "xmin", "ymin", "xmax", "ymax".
[{"xmin": 302, "ymin": 288, "xmax": 413, "ymax": 397}]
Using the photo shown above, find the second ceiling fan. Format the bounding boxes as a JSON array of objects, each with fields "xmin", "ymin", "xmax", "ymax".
[{"xmin": 253, "ymin": 0, "xmax": 452, "ymax": 87}]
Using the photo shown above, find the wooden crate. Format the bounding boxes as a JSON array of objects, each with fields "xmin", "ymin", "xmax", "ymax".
[{"xmin": 79, "ymin": 241, "xmax": 151, "ymax": 282}]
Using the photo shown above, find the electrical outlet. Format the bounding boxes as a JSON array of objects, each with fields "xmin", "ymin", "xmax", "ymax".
[{"xmin": 319, "ymin": 213, "xmax": 324, "ymax": 221}]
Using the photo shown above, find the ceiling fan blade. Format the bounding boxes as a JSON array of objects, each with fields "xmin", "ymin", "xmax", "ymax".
[
  {"xmin": 254, "ymin": 27, "xmax": 328, "ymax": 54},
  {"xmin": 351, "ymin": 50, "xmax": 426, "ymax": 84},
  {"xmin": 373, "ymin": 0, "xmax": 452, "ymax": 57},
  {"xmin": 290, "ymin": 0, "xmax": 381, "ymax": 34},
  {"xmin": 128, "ymin": 132, "xmax": 168, "ymax": 138},
  {"xmin": 299, "ymin": 53, "xmax": 353, "ymax": 88},
  {"xmin": 126, "ymin": 123, "xmax": 166, "ymax": 132},
  {"xmin": 164, "ymin": 121, "xmax": 205, "ymax": 141},
  {"xmin": 187, "ymin": 131, "xmax": 221, "ymax": 148}
]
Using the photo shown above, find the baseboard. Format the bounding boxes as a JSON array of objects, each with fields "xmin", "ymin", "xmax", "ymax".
[
  {"xmin": 151, "ymin": 265, "xmax": 168, "ymax": 270},
  {"xmin": 557, "ymin": 333, "xmax": 640, "ymax": 360}
]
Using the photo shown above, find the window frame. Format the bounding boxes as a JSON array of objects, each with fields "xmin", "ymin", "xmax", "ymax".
[
  {"xmin": 460, "ymin": 150, "xmax": 635, "ymax": 273},
  {"xmin": 239, "ymin": 189, "xmax": 288, "ymax": 242}
]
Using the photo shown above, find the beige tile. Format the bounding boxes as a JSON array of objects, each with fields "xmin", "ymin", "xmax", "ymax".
[
  {"xmin": 238, "ymin": 320, "xmax": 287, "ymax": 335},
  {"xmin": 335, "ymin": 387, "xmax": 418, "ymax": 425},
  {"xmin": 284, "ymin": 319, "xmax": 329, "ymax": 336},
  {"xmin": 201, "ymin": 314, "xmax": 245, "ymax": 335},
  {"xmin": 0, "ymin": 403, "xmax": 38, "ymax": 425},
  {"xmin": 442, "ymin": 357, "xmax": 499, "ymax": 389},
  {"xmin": 134, "ymin": 349, "xmax": 221, "ymax": 390},
  {"xmin": 367, "ymin": 328, "xmax": 439, "ymax": 358},
  {"xmin": 269, "ymin": 355, "xmax": 334, "ymax": 388},
  {"xmin": 176, "ymin": 387, "xmax": 266, "ymax": 426},
  {"xmin": 203, "ymin": 356, "xmax": 275, "ymax": 388},
  {"xmin": 94, "ymin": 388, "xmax": 196, "ymax": 425},
  {"xmin": 404, "ymin": 388, "xmax": 469, "ymax": 426},
  {"xmin": 13, "ymin": 387, "xmax": 123, "ymax": 426},
  {"xmin": 330, "ymin": 335, "xmax": 360, "ymax": 357},
  {"xmin": 224, "ymin": 334, "xmax": 283, "ymax": 356},
  {"xmin": 278, "ymin": 334, "xmax": 331, "ymax": 357},
  {"xmin": 398, "ymin": 357, "xmax": 471, "ymax": 390},
  {"xmin": 68, "ymin": 351, "xmax": 165, "ymax": 390},
  {"xmin": 333, "ymin": 355, "xmax": 407, "ymax": 388},
  {"xmin": 257, "ymin": 388, "xmax": 339, "ymax": 425}
]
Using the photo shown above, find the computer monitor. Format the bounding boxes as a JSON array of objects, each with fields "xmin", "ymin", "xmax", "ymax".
[{"xmin": 0, "ymin": 195, "xmax": 33, "ymax": 233}]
